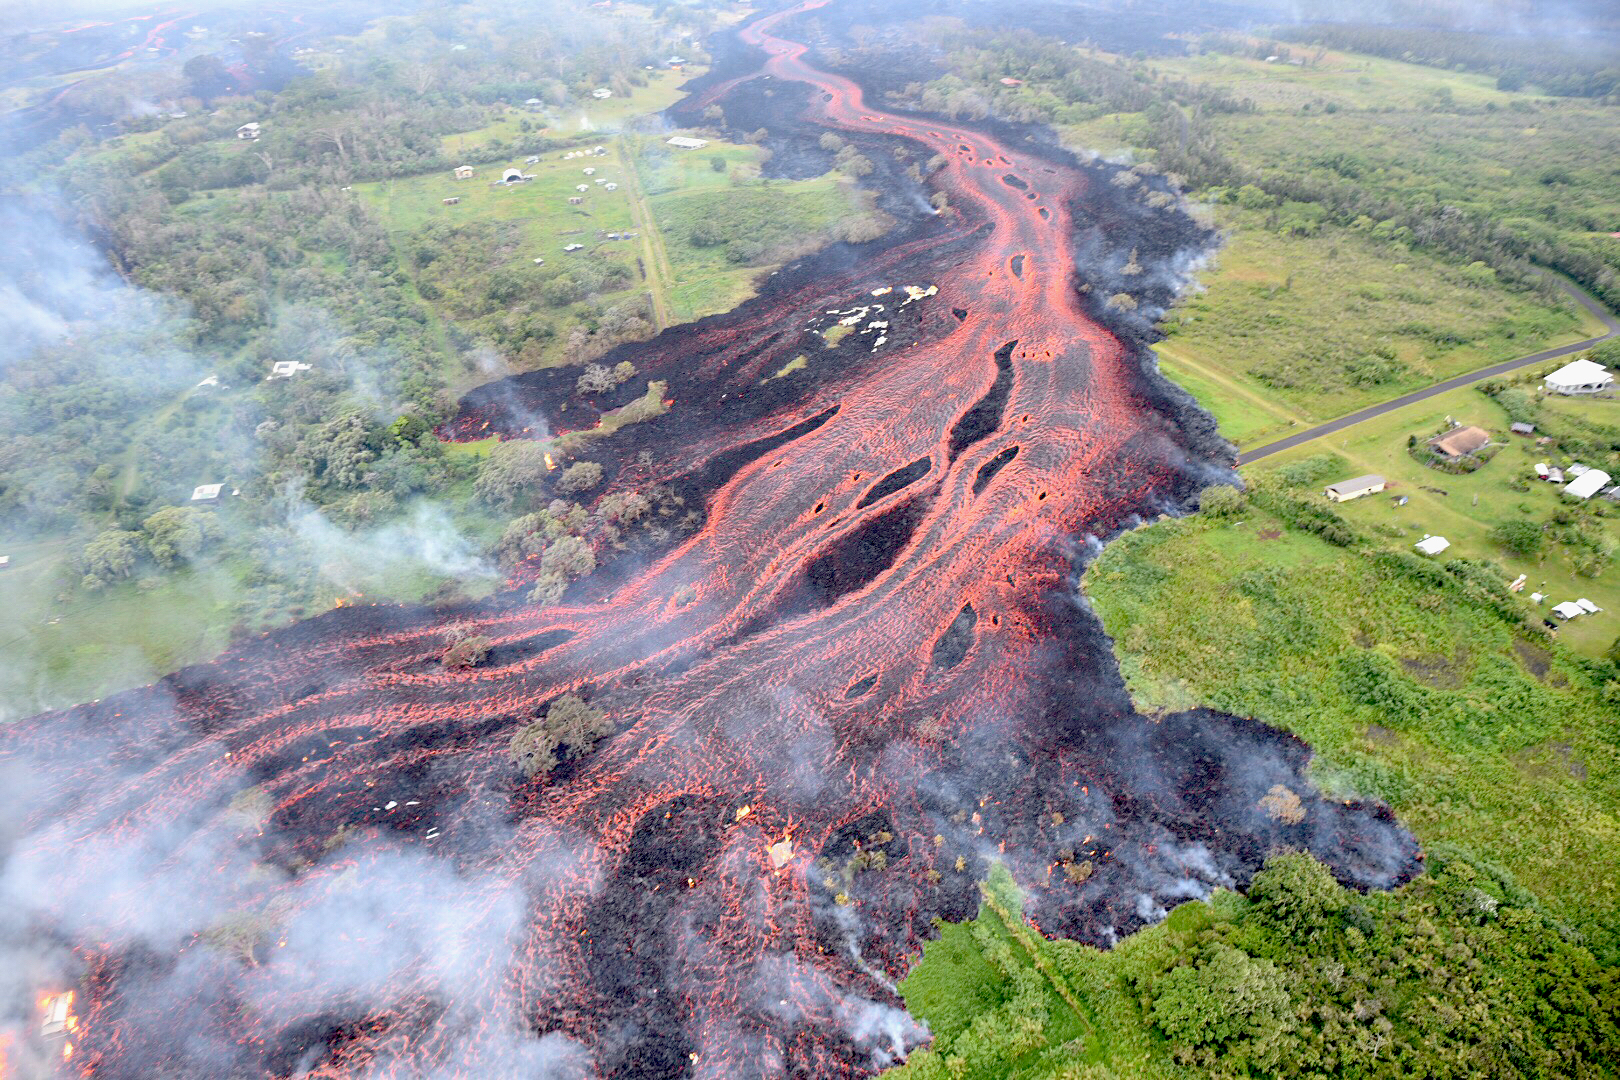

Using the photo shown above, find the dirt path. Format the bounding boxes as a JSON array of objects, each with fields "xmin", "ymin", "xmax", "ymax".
[
  {"xmin": 615, "ymin": 139, "xmax": 676, "ymax": 331},
  {"xmin": 1237, "ymin": 278, "xmax": 1620, "ymax": 465}
]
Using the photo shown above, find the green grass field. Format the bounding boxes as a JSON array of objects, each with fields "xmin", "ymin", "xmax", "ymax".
[
  {"xmin": 1149, "ymin": 44, "xmax": 1536, "ymax": 112},
  {"xmin": 1084, "ymin": 502, "xmax": 1620, "ymax": 946},
  {"xmin": 1252, "ymin": 383, "xmax": 1620, "ymax": 655},
  {"xmin": 646, "ymin": 174, "xmax": 858, "ymax": 321},
  {"xmin": 0, "ymin": 536, "xmax": 240, "ymax": 720},
  {"xmin": 1152, "ymin": 206, "xmax": 1597, "ymax": 436}
]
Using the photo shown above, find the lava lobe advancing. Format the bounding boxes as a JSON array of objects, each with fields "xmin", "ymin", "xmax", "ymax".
[{"xmin": 0, "ymin": 2, "xmax": 1418, "ymax": 1078}]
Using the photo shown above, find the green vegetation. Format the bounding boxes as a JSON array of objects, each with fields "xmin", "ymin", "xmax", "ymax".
[
  {"xmin": 1083, "ymin": 479, "xmax": 1620, "ymax": 950},
  {"xmin": 510, "ymin": 693, "xmax": 614, "ymax": 779},
  {"xmin": 912, "ymin": 23, "xmax": 1619, "ymax": 450},
  {"xmin": 1155, "ymin": 206, "xmax": 1592, "ymax": 432},
  {"xmin": 1255, "ymin": 378, "xmax": 1620, "ymax": 655},
  {"xmin": 890, "ymin": 854, "xmax": 1620, "ymax": 1078}
]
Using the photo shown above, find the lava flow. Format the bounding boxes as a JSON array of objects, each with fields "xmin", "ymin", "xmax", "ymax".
[{"xmin": 0, "ymin": 2, "xmax": 1419, "ymax": 1077}]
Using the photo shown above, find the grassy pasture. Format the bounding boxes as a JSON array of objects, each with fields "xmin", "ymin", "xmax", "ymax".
[
  {"xmin": 1150, "ymin": 44, "xmax": 1536, "ymax": 111},
  {"xmin": 1153, "ymin": 206, "xmax": 1595, "ymax": 435}
]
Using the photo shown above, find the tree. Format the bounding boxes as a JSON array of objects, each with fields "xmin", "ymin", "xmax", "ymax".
[
  {"xmin": 576, "ymin": 364, "xmax": 617, "ymax": 394},
  {"xmin": 544, "ymin": 693, "xmax": 612, "ymax": 751},
  {"xmin": 1147, "ymin": 944, "xmax": 1295, "ymax": 1069},
  {"xmin": 81, "ymin": 529, "xmax": 140, "ymax": 587},
  {"xmin": 1491, "ymin": 519, "xmax": 1545, "ymax": 558},
  {"xmin": 1244, "ymin": 852, "xmax": 1346, "ymax": 943},
  {"xmin": 475, "ymin": 440, "xmax": 553, "ymax": 508},
  {"xmin": 143, "ymin": 506, "xmax": 222, "ymax": 567},
  {"xmin": 511, "ymin": 722, "xmax": 559, "ymax": 778},
  {"xmin": 709, "ymin": 155, "xmax": 727, "ymax": 172},
  {"xmin": 556, "ymin": 461, "xmax": 603, "ymax": 494}
]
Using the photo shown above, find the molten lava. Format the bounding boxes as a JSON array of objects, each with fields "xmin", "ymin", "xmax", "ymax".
[{"xmin": 0, "ymin": 3, "xmax": 1418, "ymax": 1077}]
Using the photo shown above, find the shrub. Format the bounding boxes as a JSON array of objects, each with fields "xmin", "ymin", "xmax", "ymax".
[
  {"xmin": 441, "ymin": 634, "xmax": 492, "ymax": 669},
  {"xmin": 1491, "ymin": 519, "xmax": 1545, "ymax": 557},
  {"xmin": 1197, "ymin": 484, "xmax": 1245, "ymax": 518},
  {"xmin": 556, "ymin": 461, "xmax": 604, "ymax": 495}
]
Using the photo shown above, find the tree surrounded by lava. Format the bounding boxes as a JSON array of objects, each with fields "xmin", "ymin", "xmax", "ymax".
[{"xmin": 0, "ymin": 2, "xmax": 1418, "ymax": 1077}]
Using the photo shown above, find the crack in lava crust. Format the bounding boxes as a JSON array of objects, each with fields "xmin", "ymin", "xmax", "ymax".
[{"xmin": 0, "ymin": 4, "xmax": 1419, "ymax": 1078}]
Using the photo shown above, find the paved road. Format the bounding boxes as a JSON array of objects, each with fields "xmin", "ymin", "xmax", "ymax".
[{"xmin": 1236, "ymin": 278, "xmax": 1620, "ymax": 465}]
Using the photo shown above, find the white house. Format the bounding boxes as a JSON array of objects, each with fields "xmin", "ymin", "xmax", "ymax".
[
  {"xmin": 1414, "ymin": 535, "xmax": 1450, "ymax": 556},
  {"xmin": 1323, "ymin": 474, "xmax": 1385, "ymax": 502},
  {"xmin": 191, "ymin": 483, "xmax": 224, "ymax": 503},
  {"xmin": 604, "ymin": 182, "xmax": 618, "ymax": 191},
  {"xmin": 1563, "ymin": 468, "xmax": 1612, "ymax": 500},
  {"xmin": 269, "ymin": 360, "xmax": 311, "ymax": 379},
  {"xmin": 454, "ymin": 165, "xmax": 474, "ymax": 180},
  {"xmin": 667, "ymin": 136, "xmax": 709, "ymax": 150},
  {"xmin": 1552, "ymin": 601, "xmax": 1587, "ymax": 620},
  {"xmin": 591, "ymin": 87, "xmax": 612, "ymax": 99},
  {"xmin": 1544, "ymin": 358, "xmax": 1613, "ymax": 395},
  {"xmin": 501, "ymin": 168, "xmax": 525, "ymax": 184},
  {"xmin": 236, "ymin": 122, "xmax": 261, "ymax": 140}
]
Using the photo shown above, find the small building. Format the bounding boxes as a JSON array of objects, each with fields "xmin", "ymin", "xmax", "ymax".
[
  {"xmin": 568, "ymin": 196, "xmax": 584, "ymax": 205},
  {"xmin": 604, "ymin": 182, "xmax": 618, "ymax": 191},
  {"xmin": 1544, "ymin": 358, "xmax": 1613, "ymax": 396},
  {"xmin": 454, "ymin": 165, "xmax": 474, "ymax": 180},
  {"xmin": 526, "ymin": 155, "xmax": 541, "ymax": 164},
  {"xmin": 1431, "ymin": 425, "xmax": 1491, "ymax": 458},
  {"xmin": 532, "ymin": 257, "xmax": 545, "ymax": 264},
  {"xmin": 501, "ymin": 168, "xmax": 526, "ymax": 184},
  {"xmin": 41, "ymin": 992, "xmax": 72, "ymax": 1038},
  {"xmin": 269, "ymin": 360, "xmax": 311, "ymax": 378},
  {"xmin": 1509, "ymin": 574, "xmax": 1527, "ymax": 593},
  {"xmin": 999, "ymin": 77, "xmax": 1023, "ymax": 87},
  {"xmin": 1548, "ymin": 466, "xmax": 1565, "ymax": 484},
  {"xmin": 1534, "ymin": 462, "xmax": 1549, "ymax": 478},
  {"xmin": 1510, "ymin": 422, "xmax": 1535, "ymax": 436},
  {"xmin": 1569, "ymin": 463, "xmax": 1591, "ymax": 477},
  {"xmin": 524, "ymin": 97, "xmax": 543, "ymax": 108},
  {"xmin": 583, "ymin": 167, "xmax": 596, "ymax": 175},
  {"xmin": 593, "ymin": 177, "xmax": 607, "ymax": 185},
  {"xmin": 591, "ymin": 87, "xmax": 612, "ymax": 99},
  {"xmin": 593, "ymin": 146, "xmax": 606, "ymax": 155},
  {"xmin": 191, "ymin": 483, "xmax": 224, "ymax": 504},
  {"xmin": 667, "ymin": 56, "xmax": 689, "ymax": 67},
  {"xmin": 1323, "ymin": 474, "xmax": 1385, "ymax": 502},
  {"xmin": 1414, "ymin": 535, "xmax": 1450, "ymax": 556},
  {"xmin": 236, "ymin": 122, "xmax": 261, "ymax": 140},
  {"xmin": 576, "ymin": 184, "xmax": 589, "ymax": 192},
  {"xmin": 1552, "ymin": 601, "xmax": 1587, "ymax": 620},
  {"xmin": 1563, "ymin": 468, "xmax": 1612, "ymax": 500},
  {"xmin": 564, "ymin": 243, "xmax": 584, "ymax": 252},
  {"xmin": 442, "ymin": 196, "xmax": 461, "ymax": 205},
  {"xmin": 667, "ymin": 136, "xmax": 709, "ymax": 150},
  {"xmin": 0, "ymin": 555, "xmax": 10, "ymax": 570}
]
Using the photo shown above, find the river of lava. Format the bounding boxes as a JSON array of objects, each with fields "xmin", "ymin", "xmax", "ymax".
[{"xmin": 0, "ymin": 2, "xmax": 1418, "ymax": 1077}]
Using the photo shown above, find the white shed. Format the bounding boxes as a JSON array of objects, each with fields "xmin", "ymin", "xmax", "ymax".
[
  {"xmin": 1552, "ymin": 601, "xmax": 1586, "ymax": 620},
  {"xmin": 1323, "ymin": 474, "xmax": 1385, "ymax": 502},
  {"xmin": 1414, "ymin": 535, "xmax": 1450, "ymax": 556},
  {"xmin": 1564, "ymin": 469, "xmax": 1612, "ymax": 500},
  {"xmin": 191, "ymin": 484, "xmax": 224, "ymax": 503},
  {"xmin": 1544, "ymin": 358, "xmax": 1613, "ymax": 395}
]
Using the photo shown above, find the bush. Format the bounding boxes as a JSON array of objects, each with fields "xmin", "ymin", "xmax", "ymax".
[
  {"xmin": 1491, "ymin": 519, "xmax": 1545, "ymax": 557},
  {"xmin": 556, "ymin": 461, "xmax": 603, "ymax": 495},
  {"xmin": 1197, "ymin": 484, "xmax": 1245, "ymax": 518},
  {"xmin": 440, "ymin": 634, "xmax": 492, "ymax": 669}
]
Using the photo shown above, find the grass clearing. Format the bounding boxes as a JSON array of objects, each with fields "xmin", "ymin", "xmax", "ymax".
[
  {"xmin": 1155, "ymin": 205, "xmax": 1594, "ymax": 428},
  {"xmin": 1149, "ymin": 45, "xmax": 1534, "ymax": 111}
]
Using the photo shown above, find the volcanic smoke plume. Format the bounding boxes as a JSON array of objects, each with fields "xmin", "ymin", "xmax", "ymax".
[{"xmin": 0, "ymin": 2, "xmax": 1418, "ymax": 1076}]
